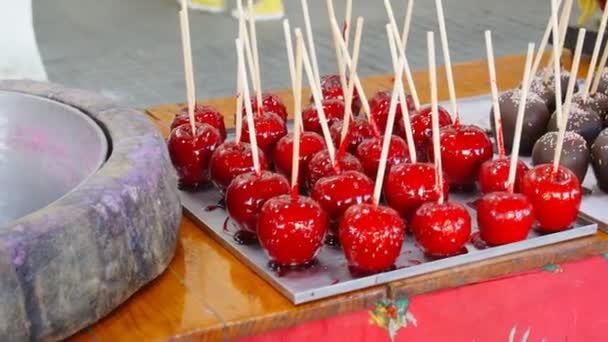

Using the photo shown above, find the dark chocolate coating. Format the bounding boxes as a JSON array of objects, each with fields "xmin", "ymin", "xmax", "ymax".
[
  {"xmin": 546, "ymin": 104, "xmax": 603, "ymax": 145},
  {"xmin": 572, "ymin": 92, "xmax": 608, "ymax": 119},
  {"xmin": 591, "ymin": 128, "xmax": 608, "ymax": 192},
  {"xmin": 490, "ymin": 89, "xmax": 550, "ymax": 156},
  {"xmin": 596, "ymin": 68, "xmax": 608, "ymax": 95},
  {"xmin": 529, "ymin": 68, "xmax": 575, "ymax": 113},
  {"xmin": 532, "ymin": 131, "xmax": 590, "ymax": 184}
]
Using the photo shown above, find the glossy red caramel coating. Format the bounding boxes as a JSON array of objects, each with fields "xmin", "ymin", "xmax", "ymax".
[
  {"xmin": 355, "ymin": 135, "xmax": 410, "ymax": 179},
  {"xmin": 339, "ymin": 204, "xmax": 406, "ymax": 273},
  {"xmin": 248, "ymin": 93, "xmax": 288, "ymax": 122},
  {"xmin": 411, "ymin": 201, "xmax": 471, "ymax": 257},
  {"xmin": 273, "ymin": 131, "xmax": 326, "ymax": 182},
  {"xmin": 168, "ymin": 123, "xmax": 222, "ymax": 189},
  {"xmin": 521, "ymin": 164, "xmax": 582, "ymax": 232},
  {"xmin": 384, "ymin": 163, "xmax": 449, "ymax": 220},
  {"xmin": 311, "ymin": 170, "xmax": 374, "ymax": 226},
  {"xmin": 478, "ymin": 157, "xmax": 530, "ymax": 194},
  {"xmin": 368, "ymin": 90, "xmax": 405, "ymax": 133},
  {"xmin": 405, "ymin": 105, "xmax": 453, "ymax": 151},
  {"xmin": 305, "ymin": 150, "xmax": 363, "ymax": 190},
  {"xmin": 330, "ymin": 118, "xmax": 376, "ymax": 153},
  {"xmin": 172, "ymin": 104, "xmax": 227, "ymax": 140},
  {"xmin": 476, "ymin": 192, "xmax": 534, "ymax": 245},
  {"xmin": 225, "ymin": 171, "xmax": 290, "ymax": 234},
  {"xmin": 241, "ymin": 111, "xmax": 288, "ymax": 156},
  {"xmin": 428, "ymin": 125, "xmax": 493, "ymax": 188},
  {"xmin": 311, "ymin": 74, "xmax": 361, "ymax": 115},
  {"xmin": 302, "ymin": 99, "xmax": 345, "ymax": 134},
  {"xmin": 209, "ymin": 141, "xmax": 270, "ymax": 192},
  {"xmin": 258, "ymin": 195, "xmax": 328, "ymax": 266}
]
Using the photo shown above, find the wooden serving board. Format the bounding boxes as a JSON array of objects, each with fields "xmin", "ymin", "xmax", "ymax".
[{"xmin": 70, "ymin": 53, "xmax": 608, "ymax": 342}]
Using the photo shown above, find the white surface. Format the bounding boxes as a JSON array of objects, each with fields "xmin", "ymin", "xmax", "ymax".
[{"xmin": 0, "ymin": 0, "xmax": 47, "ymax": 80}]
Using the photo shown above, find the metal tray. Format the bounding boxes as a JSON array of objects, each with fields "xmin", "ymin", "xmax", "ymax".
[{"xmin": 181, "ymin": 94, "xmax": 600, "ymax": 304}]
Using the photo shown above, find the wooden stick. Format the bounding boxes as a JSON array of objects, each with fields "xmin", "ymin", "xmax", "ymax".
[
  {"xmin": 591, "ymin": 32, "xmax": 608, "ymax": 94},
  {"xmin": 340, "ymin": 17, "xmax": 364, "ymax": 146},
  {"xmin": 238, "ymin": 1, "xmax": 258, "ymax": 106},
  {"xmin": 344, "ymin": 0, "xmax": 353, "ymax": 50},
  {"xmin": 179, "ymin": 7, "xmax": 196, "ymax": 135},
  {"xmin": 434, "ymin": 0, "xmax": 459, "ymax": 124},
  {"xmin": 328, "ymin": 18, "xmax": 376, "ymax": 133},
  {"xmin": 373, "ymin": 54, "xmax": 404, "ymax": 206},
  {"xmin": 401, "ymin": 0, "xmax": 415, "ymax": 51},
  {"xmin": 383, "ymin": 0, "xmax": 421, "ymax": 111},
  {"xmin": 235, "ymin": 42, "xmax": 244, "ymax": 144},
  {"xmin": 553, "ymin": 28, "xmax": 586, "ymax": 174},
  {"xmin": 484, "ymin": 30, "xmax": 506, "ymax": 159},
  {"xmin": 236, "ymin": 38, "xmax": 261, "ymax": 176},
  {"xmin": 297, "ymin": 29, "xmax": 337, "ymax": 166},
  {"xmin": 247, "ymin": 0, "xmax": 264, "ymax": 111},
  {"xmin": 326, "ymin": 0, "xmax": 348, "ymax": 101},
  {"xmin": 283, "ymin": 20, "xmax": 296, "ymax": 93},
  {"xmin": 583, "ymin": 5, "xmax": 608, "ymax": 99},
  {"xmin": 301, "ymin": 0, "xmax": 321, "ymax": 85},
  {"xmin": 550, "ymin": 0, "xmax": 563, "ymax": 130},
  {"xmin": 546, "ymin": 0, "xmax": 572, "ymax": 72},
  {"xmin": 428, "ymin": 31, "xmax": 444, "ymax": 205},
  {"xmin": 507, "ymin": 43, "xmax": 535, "ymax": 192},
  {"xmin": 530, "ymin": 0, "xmax": 562, "ymax": 82},
  {"xmin": 386, "ymin": 24, "xmax": 417, "ymax": 163},
  {"xmin": 292, "ymin": 35, "xmax": 304, "ymax": 198}
]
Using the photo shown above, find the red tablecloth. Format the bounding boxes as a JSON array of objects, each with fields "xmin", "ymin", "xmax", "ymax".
[{"xmin": 239, "ymin": 254, "xmax": 608, "ymax": 341}]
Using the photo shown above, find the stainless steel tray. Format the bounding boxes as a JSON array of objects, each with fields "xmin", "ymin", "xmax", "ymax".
[{"xmin": 180, "ymin": 94, "xmax": 599, "ymax": 304}]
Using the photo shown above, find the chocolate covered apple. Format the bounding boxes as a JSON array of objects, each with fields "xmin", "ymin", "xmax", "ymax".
[
  {"xmin": 591, "ymin": 128, "xmax": 608, "ymax": 192},
  {"xmin": 546, "ymin": 103, "xmax": 603, "ymax": 145},
  {"xmin": 532, "ymin": 131, "xmax": 590, "ymax": 184}
]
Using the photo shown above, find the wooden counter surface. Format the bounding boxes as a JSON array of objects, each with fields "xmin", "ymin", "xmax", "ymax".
[{"xmin": 69, "ymin": 53, "xmax": 608, "ymax": 341}]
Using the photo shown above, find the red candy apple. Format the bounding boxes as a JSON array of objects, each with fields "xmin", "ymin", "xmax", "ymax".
[
  {"xmin": 306, "ymin": 149, "xmax": 363, "ymax": 190},
  {"xmin": 248, "ymin": 93, "xmax": 288, "ymax": 122},
  {"xmin": 330, "ymin": 118, "xmax": 376, "ymax": 153},
  {"xmin": 368, "ymin": 90, "xmax": 405, "ymax": 133},
  {"xmin": 405, "ymin": 105, "xmax": 453, "ymax": 152},
  {"xmin": 225, "ymin": 171, "xmax": 290, "ymax": 238},
  {"xmin": 411, "ymin": 201, "xmax": 471, "ymax": 257},
  {"xmin": 312, "ymin": 74, "xmax": 361, "ymax": 115},
  {"xmin": 172, "ymin": 104, "xmax": 227, "ymax": 140},
  {"xmin": 241, "ymin": 111, "xmax": 287, "ymax": 156},
  {"xmin": 209, "ymin": 141, "xmax": 270, "ymax": 192},
  {"xmin": 273, "ymin": 131, "xmax": 326, "ymax": 181},
  {"xmin": 168, "ymin": 122, "xmax": 222, "ymax": 189},
  {"xmin": 302, "ymin": 99, "xmax": 345, "ymax": 134},
  {"xmin": 476, "ymin": 192, "xmax": 534, "ymax": 245},
  {"xmin": 478, "ymin": 157, "xmax": 530, "ymax": 194},
  {"xmin": 384, "ymin": 163, "xmax": 449, "ymax": 220},
  {"xmin": 427, "ymin": 125, "xmax": 493, "ymax": 189},
  {"xmin": 258, "ymin": 195, "xmax": 328, "ymax": 266},
  {"xmin": 521, "ymin": 164, "xmax": 582, "ymax": 232},
  {"xmin": 356, "ymin": 135, "xmax": 410, "ymax": 179},
  {"xmin": 339, "ymin": 203, "xmax": 406, "ymax": 273}
]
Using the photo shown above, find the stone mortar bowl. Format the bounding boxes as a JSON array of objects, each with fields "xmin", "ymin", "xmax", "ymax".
[{"xmin": 0, "ymin": 80, "xmax": 182, "ymax": 341}]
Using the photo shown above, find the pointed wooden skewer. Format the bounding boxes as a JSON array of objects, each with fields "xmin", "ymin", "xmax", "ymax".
[
  {"xmin": 547, "ymin": 0, "xmax": 574, "ymax": 69},
  {"xmin": 553, "ymin": 28, "xmax": 587, "ymax": 174},
  {"xmin": 428, "ymin": 31, "xmax": 445, "ymax": 205},
  {"xmin": 297, "ymin": 29, "xmax": 337, "ymax": 167},
  {"xmin": 383, "ymin": 0, "xmax": 421, "ymax": 111},
  {"xmin": 386, "ymin": 23, "xmax": 417, "ymax": 163},
  {"xmin": 339, "ymin": 17, "xmax": 365, "ymax": 149},
  {"xmin": 550, "ymin": 0, "xmax": 564, "ymax": 129},
  {"xmin": 301, "ymin": 0, "xmax": 321, "ymax": 85},
  {"xmin": 591, "ymin": 33, "xmax": 608, "ymax": 95},
  {"xmin": 582, "ymin": 5, "xmax": 608, "ymax": 99},
  {"xmin": 434, "ymin": 0, "xmax": 459, "ymax": 124},
  {"xmin": 291, "ymin": 33, "xmax": 305, "ymax": 199},
  {"xmin": 179, "ymin": 1, "xmax": 196, "ymax": 135},
  {"xmin": 235, "ymin": 40, "xmax": 244, "ymax": 144},
  {"xmin": 485, "ymin": 30, "xmax": 506, "ymax": 159},
  {"xmin": 238, "ymin": 0, "xmax": 259, "ymax": 106},
  {"xmin": 507, "ymin": 43, "xmax": 535, "ymax": 193},
  {"xmin": 283, "ymin": 19, "xmax": 296, "ymax": 94},
  {"xmin": 247, "ymin": 0, "xmax": 264, "ymax": 113},
  {"xmin": 344, "ymin": 0, "xmax": 353, "ymax": 49},
  {"xmin": 326, "ymin": 0, "xmax": 348, "ymax": 100},
  {"xmin": 236, "ymin": 38, "xmax": 261, "ymax": 176},
  {"xmin": 401, "ymin": 0, "xmax": 415, "ymax": 51},
  {"xmin": 530, "ymin": 0, "xmax": 563, "ymax": 83}
]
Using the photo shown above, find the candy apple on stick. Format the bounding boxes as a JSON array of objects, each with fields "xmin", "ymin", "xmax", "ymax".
[
  {"xmin": 411, "ymin": 32, "xmax": 471, "ymax": 258},
  {"xmin": 168, "ymin": 4, "xmax": 222, "ymax": 190},
  {"xmin": 477, "ymin": 42, "xmax": 537, "ymax": 246},
  {"xmin": 258, "ymin": 36, "xmax": 328, "ymax": 267},
  {"xmin": 225, "ymin": 38, "xmax": 290, "ymax": 245}
]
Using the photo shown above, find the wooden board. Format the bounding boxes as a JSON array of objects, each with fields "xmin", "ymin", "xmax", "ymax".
[{"xmin": 70, "ymin": 53, "xmax": 608, "ymax": 342}]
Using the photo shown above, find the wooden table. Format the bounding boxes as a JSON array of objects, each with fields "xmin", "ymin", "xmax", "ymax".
[{"xmin": 69, "ymin": 54, "xmax": 608, "ymax": 341}]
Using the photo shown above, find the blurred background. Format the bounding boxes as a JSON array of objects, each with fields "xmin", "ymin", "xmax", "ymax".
[{"xmin": 5, "ymin": 0, "xmax": 591, "ymax": 107}]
